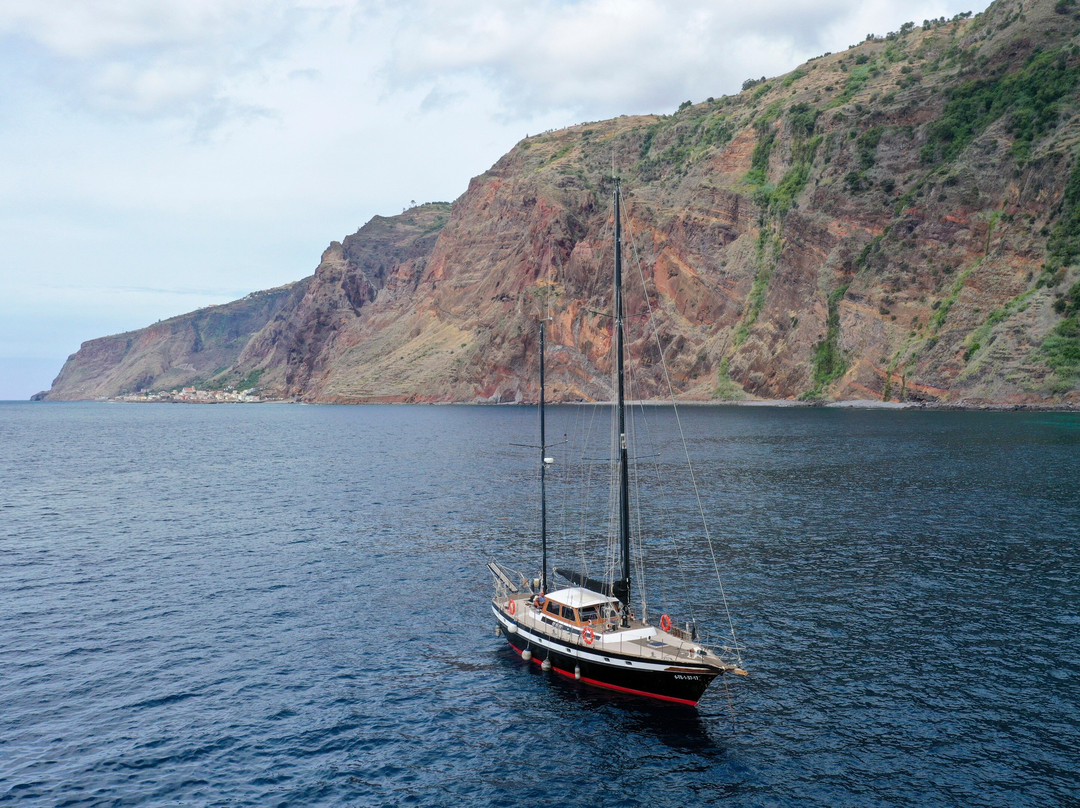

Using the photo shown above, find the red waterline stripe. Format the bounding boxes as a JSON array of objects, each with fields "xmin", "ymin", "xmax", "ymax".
[
  {"xmin": 549, "ymin": 664, "xmax": 699, "ymax": 706},
  {"xmin": 575, "ymin": 673, "xmax": 699, "ymax": 706},
  {"xmin": 508, "ymin": 641, "xmax": 698, "ymax": 706}
]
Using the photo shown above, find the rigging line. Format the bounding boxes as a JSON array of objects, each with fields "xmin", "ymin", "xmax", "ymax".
[
  {"xmin": 624, "ymin": 363, "xmax": 690, "ymax": 626},
  {"xmin": 722, "ymin": 668, "xmax": 738, "ymax": 730},
  {"xmin": 561, "ymin": 413, "xmax": 579, "ymax": 579},
  {"xmin": 546, "ymin": 233, "xmax": 589, "ymax": 586},
  {"xmin": 620, "ymin": 190, "xmax": 743, "ymax": 664},
  {"xmin": 623, "ymin": 371, "xmax": 650, "ymax": 620},
  {"xmin": 580, "ymin": 402, "xmax": 606, "ymax": 585},
  {"xmin": 618, "ymin": 206, "xmax": 677, "ymax": 622},
  {"xmin": 618, "ymin": 329, "xmax": 690, "ymax": 621},
  {"xmin": 570, "ymin": 406, "xmax": 587, "ymax": 566},
  {"xmin": 566, "ymin": 393, "xmax": 608, "ymax": 587},
  {"xmin": 617, "ymin": 232, "xmax": 659, "ymax": 621},
  {"xmin": 606, "ymin": 341, "xmax": 621, "ymax": 590},
  {"xmin": 624, "ymin": 351, "xmax": 687, "ymax": 624},
  {"xmin": 632, "ymin": 393, "xmax": 691, "ymax": 624},
  {"xmin": 625, "ymin": 201, "xmax": 742, "ymax": 661},
  {"xmin": 562, "ymin": 404, "xmax": 584, "ymax": 581},
  {"xmin": 591, "ymin": 406, "xmax": 609, "ymax": 583}
]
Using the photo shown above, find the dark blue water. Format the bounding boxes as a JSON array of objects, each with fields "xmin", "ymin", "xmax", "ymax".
[{"xmin": 2, "ymin": 402, "xmax": 1078, "ymax": 807}]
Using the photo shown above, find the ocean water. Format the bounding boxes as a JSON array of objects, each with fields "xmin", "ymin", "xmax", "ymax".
[{"xmin": 1, "ymin": 401, "xmax": 1078, "ymax": 807}]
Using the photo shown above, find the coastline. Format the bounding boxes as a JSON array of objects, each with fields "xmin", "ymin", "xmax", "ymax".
[{"xmin": 43, "ymin": 395, "xmax": 1079, "ymax": 412}]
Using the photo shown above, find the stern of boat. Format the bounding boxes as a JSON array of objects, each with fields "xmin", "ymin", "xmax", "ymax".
[{"xmin": 487, "ymin": 560, "xmax": 530, "ymax": 628}]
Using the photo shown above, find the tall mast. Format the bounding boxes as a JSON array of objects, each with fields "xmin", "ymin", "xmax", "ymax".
[
  {"xmin": 614, "ymin": 180, "xmax": 631, "ymax": 625},
  {"xmin": 539, "ymin": 319, "xmax": 548, "ymax": 595}
]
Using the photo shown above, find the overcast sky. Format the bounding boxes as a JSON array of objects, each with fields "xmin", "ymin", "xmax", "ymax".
[{"xmin": 0, "ymin": 0, "xmax": 979, "ymax": 400}]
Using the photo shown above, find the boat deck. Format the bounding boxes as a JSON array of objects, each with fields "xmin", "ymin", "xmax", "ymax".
[{"xmin": 498, "ymin": 594, "xmax": 738, "ymax": 672}]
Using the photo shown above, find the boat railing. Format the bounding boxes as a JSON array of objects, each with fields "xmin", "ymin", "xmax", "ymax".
[
  {"xmin": 667, "ymin": 624, "xmax": 693, "ymax": 642},
  {"xmin": 653, "ymin": 619, "xmax": 742, "ymax": 665},
  {"xmin": 487, "ymin": 561, "xmax": 522, "ymax": 596}
]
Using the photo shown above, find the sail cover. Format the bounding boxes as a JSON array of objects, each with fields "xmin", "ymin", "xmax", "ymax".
[{"xmin": 554, "ymin": 567, "xmax": 629, "ymax": 606}]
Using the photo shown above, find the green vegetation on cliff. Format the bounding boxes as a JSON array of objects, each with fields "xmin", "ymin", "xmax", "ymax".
[
  {"xmin": 922, "ymin": 46, "xmax": 1080, "ymax": 166},
  {"xmin": 1043, "ymin": 280, "xmax": 1080, "ymax": 387},
  {"xmin": 803, "ymin": 285, "xmax": 850, "ymax": 400},
  {"xmin": 1047, "ymin": 150, "xmax": 1080, "ymax": 272}
]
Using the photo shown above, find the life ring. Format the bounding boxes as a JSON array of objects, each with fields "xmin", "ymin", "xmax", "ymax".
[
  {"xmin": 659, "ymin": 614, "xmax": 672, "ymax": 632},
  {"xmin": 581, "ymin": 626, "xmax": 595, "ymax": 645},
  {"xmin": 507, "ymin": 599, "xmax": 516, "ymax": 616}
]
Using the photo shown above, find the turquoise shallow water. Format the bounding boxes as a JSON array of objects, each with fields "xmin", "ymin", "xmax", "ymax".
[{"xmin": 1, "ymin": 402, "xmax": 1078, "ymax": 807}]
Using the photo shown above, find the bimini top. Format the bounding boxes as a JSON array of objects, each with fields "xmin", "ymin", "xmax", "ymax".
[{"xmin": 546, "ymin": 586, "xmax": 617, "ymax": 609}]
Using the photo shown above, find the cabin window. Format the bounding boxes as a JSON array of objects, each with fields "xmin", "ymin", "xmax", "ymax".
[
  {"xmin": 561, "ymin": 605, "xmax": 577, "ymax": 622},
  {"xmin": 544, "ymin": 601, "xmax": 560, "ymax": 616},
  {"xmin": 580, "ymin": 606, "xmax": 599, "ymax": 622}
]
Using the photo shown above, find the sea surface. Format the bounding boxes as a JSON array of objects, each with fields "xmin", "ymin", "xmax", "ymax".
[{"xmin": 1, "ymin": 401, "xmax": 1078, "ymax": 807}]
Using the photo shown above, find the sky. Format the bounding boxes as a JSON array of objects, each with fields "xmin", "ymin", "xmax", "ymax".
[{"xmin": 0, "ymin": 0, "xmax": 980, "ymax": 400}]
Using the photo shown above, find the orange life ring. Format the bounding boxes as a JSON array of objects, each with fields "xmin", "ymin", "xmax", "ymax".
[
  {"xmin": 507, "ymin": 599, "xmax": 516, "ymax": 615},
  {"xmin": 659, "ymin": 614, "xmax": 672, "ymax": 632},
  {"xmin": 581, "ymin": 626, "xmax": 595, "ymax": 645}
]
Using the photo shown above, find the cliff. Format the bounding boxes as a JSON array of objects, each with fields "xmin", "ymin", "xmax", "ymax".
[
  {"xmin": 41, "ymin": 285, "xmax": 301, "ymax": 400},
  {"xmin": 41, "ymin": 0, "xmax": 1080, "ymax": 406}
]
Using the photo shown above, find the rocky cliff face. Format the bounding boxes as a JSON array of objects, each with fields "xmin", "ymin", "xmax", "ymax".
[
  {"xmin": 42, "ymin": 285, "xmax": 301, "ymax": 400},
  {"xmin": 43, "ymin": 0, "xmax": 1080, "ymax": 405}
]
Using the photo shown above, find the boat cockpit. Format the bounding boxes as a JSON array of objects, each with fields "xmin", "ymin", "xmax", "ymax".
[{"xmin": 533, "ymin": 587, "xmax": 620, "ymax": 628}]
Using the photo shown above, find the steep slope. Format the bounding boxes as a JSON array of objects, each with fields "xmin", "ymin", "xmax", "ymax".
[
  {"xmin": 43, "ymin": 0, "xmax": 1080, "ymax": 405},
  {"xmin": 230, "ymin": 202, "xmax": 453, "ymax": 401},
  {"xmin": 41, "ymin": 285, "xmax": 301, "ymax": 400}
]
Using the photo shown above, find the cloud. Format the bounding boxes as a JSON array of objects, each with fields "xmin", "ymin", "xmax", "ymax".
[
  {"xmin": 0, "ymin": 0, "xmax": 261, "ymax": 59},
  {"xmin": 1, "ymin": 0, "xmax": 977, "ymax": 129},
  {"xmin": 0, "ymin": 0, "xmax": 299, "ymax": 120},
  {"xmin": 378, "ymin": 0, "xmax": 974, "ymax": 118}
]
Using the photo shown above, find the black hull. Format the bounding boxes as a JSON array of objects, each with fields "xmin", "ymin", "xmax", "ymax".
[{"xmin": 494, "ymin": 606, "xmax": 720, "ymax": 705}]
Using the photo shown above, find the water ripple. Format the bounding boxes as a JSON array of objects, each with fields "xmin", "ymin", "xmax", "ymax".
[{"xmin": 1, "ymin": 403, "xmax": 1077, "ymax": 807}]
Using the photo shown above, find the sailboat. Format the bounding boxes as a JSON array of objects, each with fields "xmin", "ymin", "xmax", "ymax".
[{"xmin": 488, "ymin": 180, "xmax": 746, "ymax": 706}]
